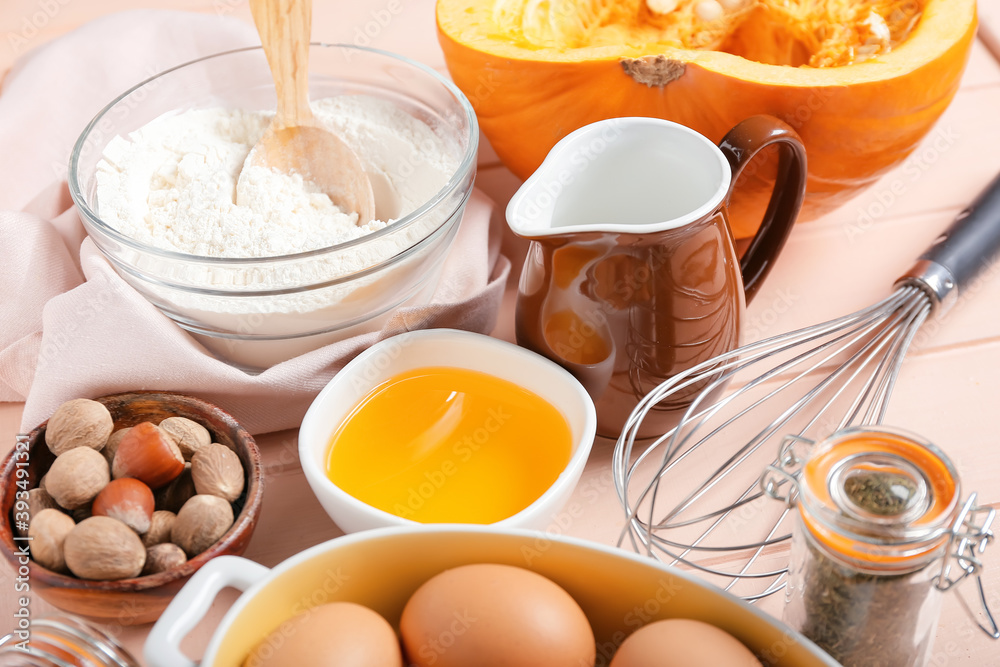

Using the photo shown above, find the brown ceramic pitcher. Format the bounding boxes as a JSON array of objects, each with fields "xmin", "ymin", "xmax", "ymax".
[{"xmin": 507, "ymin": 116, "xmax": 807, "ymax": 438}]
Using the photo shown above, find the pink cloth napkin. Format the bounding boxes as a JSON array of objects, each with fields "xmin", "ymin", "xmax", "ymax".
[{"xmin": 0, "ymin": 10, "xmax": 510, "ymax": 435}]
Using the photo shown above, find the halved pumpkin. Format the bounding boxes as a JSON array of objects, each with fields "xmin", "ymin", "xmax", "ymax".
[{"xmin": 437, "ymin": 0, "xmax": 977, "ymax": 237}]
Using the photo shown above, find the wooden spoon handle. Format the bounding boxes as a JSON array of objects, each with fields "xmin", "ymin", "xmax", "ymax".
[{"xmin": 250, "ymin": 0, "xmax": 314, "ymax": 128}]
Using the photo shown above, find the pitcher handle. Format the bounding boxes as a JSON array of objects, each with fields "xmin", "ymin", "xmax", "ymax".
[{"xmin": 718, "ymin": 115, "xmax": 807, "ymax": 303}]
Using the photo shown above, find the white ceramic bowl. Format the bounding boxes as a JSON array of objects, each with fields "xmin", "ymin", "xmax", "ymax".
[
  {"xmin": 144, "ymin": 526, "xmax": 839, "ymax": 667},
  {"xmin": 297, "ymin": 329, "xmax": 597, "ymax": 532}
]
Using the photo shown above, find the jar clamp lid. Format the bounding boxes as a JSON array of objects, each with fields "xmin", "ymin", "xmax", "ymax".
[{"xmin": 761, "ymin": 426, "xmax": 998, "ymax": 639}]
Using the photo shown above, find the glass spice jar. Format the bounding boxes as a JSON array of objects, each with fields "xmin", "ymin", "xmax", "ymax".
[
  {"xmin": 0, "ymin": 614, "xmax": 140, "ymax": 667},
  {"xmin": 762, "ymin": 426, "xmax": 996, "ymax": 667}
]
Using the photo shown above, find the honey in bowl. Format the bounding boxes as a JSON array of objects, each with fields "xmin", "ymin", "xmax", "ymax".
[{"xmin": 326, "ymin": 366, "xmax": 573, "ymax": 523}]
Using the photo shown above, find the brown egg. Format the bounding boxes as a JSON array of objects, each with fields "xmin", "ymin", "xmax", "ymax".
[
  {"xmin": 610, "ymin": 618, "xmax": 762, "ymax": 667},
  {"xmin": 243, "ymin": 602, "xmax": 403, "ymax": 667},
  {"xmin": 400, "ymin": 563, "xmax": 595, "ymax": 667}
]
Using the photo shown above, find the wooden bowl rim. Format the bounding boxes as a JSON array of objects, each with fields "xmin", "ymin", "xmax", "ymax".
[{"xmin": 0, "ymin": 391, "xmax": 263, "ymax": 593}]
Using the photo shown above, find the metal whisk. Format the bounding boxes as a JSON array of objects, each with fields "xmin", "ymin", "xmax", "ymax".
[{"xmin": 613, "ymin": 171, "xmax": 1000, "ymax": 602}]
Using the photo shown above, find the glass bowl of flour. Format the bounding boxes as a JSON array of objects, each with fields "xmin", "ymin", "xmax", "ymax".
[{"xmin": 69, "ymin": 44, "xmax": 477, "ymax": 370}]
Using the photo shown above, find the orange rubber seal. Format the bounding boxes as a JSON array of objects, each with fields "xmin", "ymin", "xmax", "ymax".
[{"xmin": 800, "ymin": 430, "xmax": 958, "ymax": 567}]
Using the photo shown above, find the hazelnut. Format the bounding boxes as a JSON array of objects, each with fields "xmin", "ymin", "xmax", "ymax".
[
  {"xmin": 92, "ymin": 478, "xmax": 155, "ymax": 534},
  {"xmin": 154, "ymin": 464, "xmax": 196, "ymax": 514},
  {"xmin": 103, "ymin": 427, "xmax": 132, "ymax": 466},
  {"xmin": 142, "ymin": 510, "xmax": 177, "ymax": 547},
  {"xmin": 158, "ymin": 417, "xmax": 211, "ymax": 461},
  {"xmin": 46, "ymin": 447, "xmax": 110, "ymax": 510},
  {"xmin": 172, "ymin": 495, "xmax": 234, "ymax": 558},
  {"xmin": 112, "ymin": 422, "xmax": 184, "ymax": 489},
  {"xmin": 64, "ymin": 516, "xmax": 146, "ymax": 580},
  {"xmin": 192, "ymin": 443, "xmax": 245, "ymax": 503},
  {"xmin": 28, "ymin": 509, "xmax": 76, "ymax": 573},
  {"xmin": 16, "ymin": 487, "xmax": 61, "ymax": 537},
  {"xmin": 45, "ymin": 398, "xmax": 113, "ymax": 456},
  {"xmin": 141, "ymin": 543, "xmax": 187, "ymax": 576}
]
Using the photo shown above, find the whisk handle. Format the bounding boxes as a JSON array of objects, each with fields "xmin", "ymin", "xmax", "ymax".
[{"xmin": 898, "ymin": 170, "xmax": 1000, "ymax": 312}]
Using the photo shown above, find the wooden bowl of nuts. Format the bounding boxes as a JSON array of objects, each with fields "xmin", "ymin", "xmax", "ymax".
[{"xmin": 0, "ymin": 391, "xmax": 263, "ymax": 625}]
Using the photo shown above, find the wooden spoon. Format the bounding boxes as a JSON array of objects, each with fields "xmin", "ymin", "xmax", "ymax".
[{"xmin": 240, "ymin": 0, "xmax": 375, "ymax": 224}]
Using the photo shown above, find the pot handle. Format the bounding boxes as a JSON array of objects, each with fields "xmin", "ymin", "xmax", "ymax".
[
  {"xmin": 718, "ymin": 115, "xmax": 808, "ymax": 303},
  {"xmin": 144, "ymin": 556, "xmax": 271, "ymax": 667}
]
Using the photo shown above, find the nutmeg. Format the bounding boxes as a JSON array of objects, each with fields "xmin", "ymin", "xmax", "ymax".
[
  {"xmin": 92, "ymin": 478, "xmax": 155, "ymax": 534},
  {"xmin": 112, "ymin": 422, "xmax": 184, "ymax": 489},
  {"xmin": 103, "ymin": 427, "xmax": 132, "ymax": 467},
  {"xmin": 45, "ymin": 398, "xmax": 114, "ymax": 456},
  {"xmin": 142, "ymin": 510, "xmax": 177, "ymax": 547},
  {"xmin": 141, "ymin": 543, "xmax": 187, "ymax": 576},
  {"xmin": 16, "ymin": 487, "xmax": 61, "ymax": 538},
  {"xmin": 45, "ymin": 447, "xmax": 110, "ymax": 510},
  {"xmin": 192, "ymin": 443, "xmax": 245, "ymax": 503},
  {"xmin": 158, "ymin": 417, "xmax": 211, "ymax": 461},
  {"xmin": 28, "ymin": 508, "xmax": 76, "ymax": 573},
  {"xmin": 172, "ymin": 495, "xmax": 234, "ymax": 558},
  {"xmin": 64, "ymin": 516, "xmax": 146, "ymax": 580}
]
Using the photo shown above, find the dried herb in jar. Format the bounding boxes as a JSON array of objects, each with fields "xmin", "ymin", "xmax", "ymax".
[
  {"xmin": 797, "ymin": 535, "xmax": 939, "ymax": 667},
  {"xmin": 843, "ymin": 471, "xmax": 918, "ymax": 516}
]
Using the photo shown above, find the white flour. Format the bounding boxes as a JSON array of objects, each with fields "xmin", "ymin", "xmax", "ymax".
[
  {"xmin": 97, "ymin": 96, "xmax": 456, "ymax": 258},
  {"xmin": 93, "ymin": 95, "xmax": 464, "ymax": 367}
]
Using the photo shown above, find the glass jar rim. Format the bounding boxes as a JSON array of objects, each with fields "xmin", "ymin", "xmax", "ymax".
[{"xmin": 797, "ymin": 426, "xmax": 961, "ymax": 570}]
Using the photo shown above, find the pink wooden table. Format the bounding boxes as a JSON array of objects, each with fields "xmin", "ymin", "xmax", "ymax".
[{"xmin": 2, "ymin": 1, "xmax": 1000, "ymax": 664}]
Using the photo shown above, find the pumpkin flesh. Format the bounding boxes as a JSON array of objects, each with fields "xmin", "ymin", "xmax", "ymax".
[
  {"xmin": 490, "ymin": 0, "xmax": 922, "ymax": 67},
  {"xmin": 437, "ymin": 0, "xmax": 977, "ymax": 238}
]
